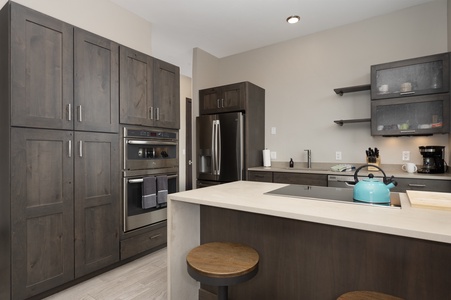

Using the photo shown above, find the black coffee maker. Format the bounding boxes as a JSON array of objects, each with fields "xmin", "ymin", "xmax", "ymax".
[{"xmin": 418, "ymin": 146, "xmax": 447, "ymax": 174}]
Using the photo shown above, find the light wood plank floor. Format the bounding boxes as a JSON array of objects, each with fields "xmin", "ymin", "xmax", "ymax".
[{"xmin": 44, "ymin": 248, "xmax": 167, "ymax": 300}]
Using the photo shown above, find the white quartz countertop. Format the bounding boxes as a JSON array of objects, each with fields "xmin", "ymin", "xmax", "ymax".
[
  {"xmin": 248, "ymin": 164, "xmax": 451, "ymax": 180},
  {"xmin": 169, "ymin": 181, "xmax": 451, "ymax": 244}
]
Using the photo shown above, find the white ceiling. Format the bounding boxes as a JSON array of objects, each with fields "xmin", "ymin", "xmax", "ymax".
[{"xmin": 110, "ymin": 0, "xmax": 437, "ymax": 77}]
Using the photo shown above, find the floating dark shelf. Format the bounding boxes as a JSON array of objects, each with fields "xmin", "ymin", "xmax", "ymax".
[
  {"xmin": 334, "ymin": 118, "xmax": 371, "ymax": 126},
  {"xmin": 334, "ymin": 84, "xmax": 371, "ymax": 96}
]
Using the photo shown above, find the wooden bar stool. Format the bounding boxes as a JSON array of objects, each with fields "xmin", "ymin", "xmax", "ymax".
[
  {"xmin": 186, "ymin": 242, "xmax": 259, "ymax": 300},
  {"xmin": 337, "ymin": 291, "xmax": 404, "ymax": 300}
]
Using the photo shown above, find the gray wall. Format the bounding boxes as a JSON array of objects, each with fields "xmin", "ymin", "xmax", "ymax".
[{"xmin": 194, "ymin": 0, "xmax": 450, "ymax": 167}]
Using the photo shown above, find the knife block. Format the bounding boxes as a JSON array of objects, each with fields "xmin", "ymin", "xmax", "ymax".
[{"xmin": 366, "ymin": 157, "xmax": 381, "ymax": 171}]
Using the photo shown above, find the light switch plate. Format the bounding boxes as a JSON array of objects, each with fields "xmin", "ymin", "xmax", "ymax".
[
  {"xmin": 270, "ymin": 151, "xmax": 277, "ymax": 159},
  {"xmin": 335, "ymin": 151, "xmax": 342, "ymax": 160},
  {"xmin": 271, "ymin": 127, "xmax": 276, "ymax": 134},
  {"xmin": 402, "ymin": 151, "xmax": 410, "ymax": 161}
]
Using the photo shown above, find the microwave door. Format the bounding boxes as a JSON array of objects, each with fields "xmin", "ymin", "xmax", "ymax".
[
  {"xmin": 217, "ymin": 112, "xmax": 243, "ymax": 182},
  {"xmin": 197, "ymin": 115, "xmax": 219, "ymax": 181}
]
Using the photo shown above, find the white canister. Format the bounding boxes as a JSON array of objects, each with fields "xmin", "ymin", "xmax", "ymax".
[{"xmin": 263, "ymin": 149, "xmax": 271, "ymax": 167}]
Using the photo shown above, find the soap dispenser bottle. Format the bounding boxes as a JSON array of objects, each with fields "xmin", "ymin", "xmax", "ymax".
[{"xmin": 289, "ymin": 158, "xmax": 294, "ymax": 168}]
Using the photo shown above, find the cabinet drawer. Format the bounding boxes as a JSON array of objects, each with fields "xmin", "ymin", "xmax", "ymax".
[
  {"xmin": 120, "ymin": 225, "xmax": 167, "ymax": 260},
  {"xmin": 273, "ymin": 172, "xmax": 327, "ymax": 186},
  {"xmin": 248, "ymin": 171, "xmax": 272, "ymax": 182},
  {"xmin": 392, "ymin": 178, "xmax": 451, "ymax": 193}
]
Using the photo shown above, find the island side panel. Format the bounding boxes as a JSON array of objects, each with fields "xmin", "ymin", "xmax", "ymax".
[
  {"xmin": 200, "ymin": 206, "xmax": 451, "ymax": 300},
  {"xmin": 168, "ymin": 199, "xmax": 200, "ymax": 300}
]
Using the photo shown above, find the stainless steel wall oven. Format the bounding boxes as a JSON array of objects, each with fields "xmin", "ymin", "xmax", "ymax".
[{"xmin": 122, "ymin": 126, "xmax": 178, "ymax": 232}]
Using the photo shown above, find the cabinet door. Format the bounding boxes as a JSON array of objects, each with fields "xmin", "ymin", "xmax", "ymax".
[
  {"xmin": 371, "ymin": 52, "xmax": 450, "ymax": 100},
  {"xmin": 248, "ymin": 171, "xmax": 273, "ymax": 182},
  {"xmin": 199, "ymin": 87, "xmax": 222, "ymax": 114},
  {"xmin": 74, "ymin": 132, "xmax": 119, "ymax": 277},
  {"xmin": 153, "ymin": 58, "xmax": 180, "ymax": 129},
  {"xmin": 273, "ymin": 172, "xmax": 328, "ymax": 186},
  {"xmin": 11, "ymin": 128, "xmax": 74, "ymax": 299},
  {"xmin": 11, "ymin": 3, "xmax": 73, "ymax": 130},
  {"xmin": 371, "ymin": 94, "xmax": 449, "ymax": 136},
  {"xmin": 74, "ymin": 29, "xmax": 119, "ymax": 133},
  {"xmin": 119, "ymin": 46, "xmax": 154, "ymax": 126},
  {"xmin": 199, "ymin": 83, "xmax": 245, "ymax": 115},
  {"xmin": 221, "ymin": 82, "xmax": 244, "ymax": 111}
]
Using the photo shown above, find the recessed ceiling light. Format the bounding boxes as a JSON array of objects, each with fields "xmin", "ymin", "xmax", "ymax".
[{"xmin": 286, "ymin": 15, "xmax": 300, "ymax": 24}]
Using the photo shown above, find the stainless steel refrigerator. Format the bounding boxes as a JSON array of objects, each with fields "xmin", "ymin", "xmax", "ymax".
[{"xmin": 197, "ymin": 112, "xmax": 243, "ymax": 187}]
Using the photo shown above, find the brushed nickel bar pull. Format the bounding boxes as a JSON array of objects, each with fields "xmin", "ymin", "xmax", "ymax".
[
  {"xmin": 67, "ymin": 103, "xmax": 72, "ymax": 121},
  {"xmin": 150, "ymin": 107, "xmax": 154, "ymax": 120},
  {"xmin": 156, "ymin": 107, "xmax": 160, "ymax": 121},
  {"xmin": 150, "ymin": 234, "xmax": 162, "ymax": 239},
  {"xmin": 78, "ymin": 105, "xmax": 82, "ymax": 122},
  {"xmin": 400, "ymin": 130, "xmax": 416, "ymax": 133},
  {"xmin": 68, "ymin": 140, "xmax": 72, "ymax": 158},
  {"xmin": 408, "ymin": 183, "xmax": 426, "ymax": 187},
  {"xmin": 217, "ymin": 99, "xmax": 220, "ymax": 108},
  {"xmin": 128, "ymin": 174, "xmax": 178, "ymax": 184},
  {"xmin": 400, "ymin": 91, "xmax": 415, "ymax": 95},
  {"xmin": 221, "ymin": 98, "xmax": 224, "ymax": 108},
  {"xmin": 79, "ymin": 140, "xmax": 83, "ymax": 158}
]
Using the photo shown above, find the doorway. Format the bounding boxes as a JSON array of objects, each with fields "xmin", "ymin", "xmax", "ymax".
[{"xmin": 185, "ymin": 98, "xmax": 193, "ymax": 190}]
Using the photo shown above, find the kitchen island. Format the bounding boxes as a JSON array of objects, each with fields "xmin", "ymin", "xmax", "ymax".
[{"xmin": 168, "ymin": 181, "xmax": 451, "ymax": 300}]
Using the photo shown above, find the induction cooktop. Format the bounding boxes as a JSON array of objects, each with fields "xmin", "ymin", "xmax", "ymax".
[{"xmin": 265, "ymin": 185, "xmax": 401, "ymax": 208}]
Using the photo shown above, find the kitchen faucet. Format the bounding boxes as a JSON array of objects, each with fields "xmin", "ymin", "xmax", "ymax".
[{"xmin": 304, "ymin": 149, "xmax": 311, "ymax": 168}]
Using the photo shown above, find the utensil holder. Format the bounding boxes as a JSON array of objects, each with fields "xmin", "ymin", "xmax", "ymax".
[{"xmin": 366, "ymin": 157, "xmax": 381, "ymax": 171}]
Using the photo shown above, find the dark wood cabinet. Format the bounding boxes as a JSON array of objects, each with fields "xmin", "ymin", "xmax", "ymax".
[
  {"xmin": 392, "ymin": 178, "xmax": 451, "ymax": 193},
  {"xmin": 74, "ymin": 29, "xmax": 119, "ymax": 133},
  {"xmin": 74, "ymin": 132, "xmax": 120, "ymax": 277},
  {"xmin": 10, "ymin": 5, "xmax": 119, "ymax": 133},
  {"xmin": 10, "ymin": 128, "xmax": 75, "ymax": 300},
  {"xmin": 273, "ymin": 172, "xmax": 328, "ymax": 186},
  {"xmin": 119, "ymin": 46, "xmax": 154, "ymax": 127},
  {"xmin": 120, "ymin": 222, "xmax": 167, "ymax": 260},
  {"xmin": 153, "ymin": 58, "xmax": 180, "ymax": 129},
  {"xmin": 10, "ymin": 128, "xmax": 120, "ymax": 298},
  {"xmin": 371, "ymin": 94, "xmax": 449, "ymax": 136},
  {"xmin": 10, "ymin": 2, "xmax": 73, "ymax": 130},
  {"xmin": 199, "ymin": 82, "xmax": 245, "ymax": 115},
  {"xmin": 249, "ymin": 170, "xmax": 328, "ymax": 187},
  {"xmin": 248, "ymin": 171, "xmax": 272, "ymax": 182},
  {"xmin": 120, "ymin": 47, "xmax": 180, "ymax": 129},
  {"xmin": 371, "ymin": 52, "xmax": 450, "ymax": 100}
]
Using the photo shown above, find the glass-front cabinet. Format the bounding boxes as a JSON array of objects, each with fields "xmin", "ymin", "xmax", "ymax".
[
  {"xmin": 371, "ymin": 94, "xmax": 449, "ymax": 136},
  {"xmin": 371, "ymin": 53, "xmax": 450, "ymax": 100}
]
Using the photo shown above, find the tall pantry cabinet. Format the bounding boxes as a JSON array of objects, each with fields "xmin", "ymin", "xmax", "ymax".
[{"xmin": 0, "ymin": 3, "xmax": 120, "ymax": 299}]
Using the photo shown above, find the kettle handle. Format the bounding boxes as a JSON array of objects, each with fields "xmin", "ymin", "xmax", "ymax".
[{"xmin": 353, "ymin": 164, "xmax": 387, "ymax": 183}]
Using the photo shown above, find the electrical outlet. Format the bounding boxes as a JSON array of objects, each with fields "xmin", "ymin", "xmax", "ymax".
[
  {"xmin": 271, "ymin": 127, "xmax": 277, "ymax": 134},
  {"xmin": 335, "ymin": 151, "xmax": 342, "ymax": 160},
  {"xmin": 270, "ymin": 151, "xmax": 277, "ymax": 159},
  {"xmin": 402, "ymin": 151, "xmax": 410, "ymax": 161}
]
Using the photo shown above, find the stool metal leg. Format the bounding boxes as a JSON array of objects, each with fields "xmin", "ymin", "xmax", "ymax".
[{"xmin": 218, "ymin": 286, "xmax": 228, "ymax": 300}]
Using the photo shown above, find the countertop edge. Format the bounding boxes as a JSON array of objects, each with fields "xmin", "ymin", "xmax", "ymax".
[{"xmin": 169, "ymin": 181, "xmax": 451, "ymax": 244}]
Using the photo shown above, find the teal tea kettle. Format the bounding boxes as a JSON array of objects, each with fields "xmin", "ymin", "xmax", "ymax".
[{"xmin": 353, "ymin": 165, "xmax": 397, "ymax": 204}]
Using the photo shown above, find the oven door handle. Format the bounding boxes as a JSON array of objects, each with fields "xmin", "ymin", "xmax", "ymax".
[
  {"xmin": 127, "ymin": 140, "xmax": 177, "ymax": 146},
  {"xmin": 128, "ymin": 174, "xmax": 178, "ymax": 183}
]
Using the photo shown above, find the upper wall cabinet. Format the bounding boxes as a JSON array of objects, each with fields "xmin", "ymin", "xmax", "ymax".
[
  {"xmin": 199, "ymin": 82, "xmax": 245, "ymax": 115},
  {"xmin": 371, "ymin": 53, "xmax": 450, "ymax": 100},
  {"xmin": 74, "ymin": 29, "xmax": 119, "ymax": 133},
  {"xmin": 120, "ymin": 47, "xmax": 180, "ymax": 129},
  {"xmin": 10, "ymin": 5, "xmax": 119, "ymax": 133},
  {"xmin": 153, "ymin": 58, "xmax": 180, "ymax": 129},
  {"xmin": 10, "ymin": 3, "xmax": 74, "ymax": 130}
]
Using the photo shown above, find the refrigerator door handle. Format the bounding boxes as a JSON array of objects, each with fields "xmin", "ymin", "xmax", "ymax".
[
  {"xmin": 211, "ymin": 120, "xmax": 216, "ymax": 175},
  {"xmin": 217, "ymin": 120, "xmax": 221, "ymax": 175}
]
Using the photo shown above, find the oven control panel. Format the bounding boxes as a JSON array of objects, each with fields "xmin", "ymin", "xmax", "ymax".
[{"xmin": 126, "ymin": 129, "xmax": 177, "ymax": 140}]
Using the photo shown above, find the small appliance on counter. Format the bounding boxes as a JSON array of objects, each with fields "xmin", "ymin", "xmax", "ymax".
[
  {"xmin": 418, "ymin": 146, "xmax": 447, "ymax": 174},
  {"xmin": 353, "ymin": 165, "xmax": 397, "ymax": 204}
]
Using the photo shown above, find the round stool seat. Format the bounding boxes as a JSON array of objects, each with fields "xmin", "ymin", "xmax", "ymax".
[
  {"xmin": 337, "ymin": 291, "xmax": 404, "ymax": 300},
  {"xmin": 186, "ymin": 242, "xmax": 259, "ymax": 299}
]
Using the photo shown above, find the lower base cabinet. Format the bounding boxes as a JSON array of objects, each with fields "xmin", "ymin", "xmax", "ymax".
[
  {"xmin": 10, "ymin": 128, "xmax": 119, "ymax": 299},
  {"xmin": 249, "ymin": 171, "xmax": 327, "ymax": 186},
  {"xmin": 120, "ymin": 222, "xmax": 167, "ymax": 260}
]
